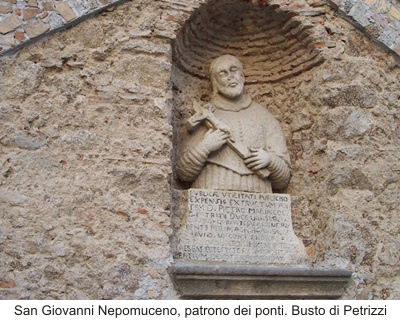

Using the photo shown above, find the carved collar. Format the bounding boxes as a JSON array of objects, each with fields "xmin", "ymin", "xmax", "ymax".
[{"xmin": 211, "ymin": 93, "xmax": 252, "ymax": 112}]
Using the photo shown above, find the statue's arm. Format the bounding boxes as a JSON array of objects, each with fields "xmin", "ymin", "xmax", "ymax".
[
  {"xmin": 265, "ymin": 153, "xmax": 290, "ymax": 190},
  {"xmin": 244, "ymin": 115, "xmax": 291, "ymax": 190},
  {"xmin": 266, "ymin": 117, "xmax": 291, "ymax": 190},
  {"xmin": 176, "ymin": 142, "xmax": 210, "ymax": 182},
  {"xmin": 244, "ymin": 148, "xmax": 290, "ymax": 189},
  {"xmin": 176, "ymin": 128, "xmax": 229, "ymax": 183}
]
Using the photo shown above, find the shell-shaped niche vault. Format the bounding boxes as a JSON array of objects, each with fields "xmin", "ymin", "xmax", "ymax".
[{"xmin": 173, "ymin": 0, "xmax": 325, "ymax": 83}]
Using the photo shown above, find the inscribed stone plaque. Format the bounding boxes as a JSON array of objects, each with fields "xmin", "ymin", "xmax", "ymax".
[{"xmin": 172, "ymin": 189, "xmax": 307, "ymax": 265}]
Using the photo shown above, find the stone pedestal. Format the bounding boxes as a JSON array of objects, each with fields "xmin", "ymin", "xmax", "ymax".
[{"xmin": 170, "ymin": 189, "xmax": 351, "ymax": 299}]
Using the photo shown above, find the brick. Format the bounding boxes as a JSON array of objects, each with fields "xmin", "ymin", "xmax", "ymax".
[
  {"xmin": 389, "ymin": 5, "xmax": 400, "ymax": 21},
  {"xmin": 313, "ymin": 41, "xmax": 326, "ymax": 48},
  {"xmin": 23, "ymin": 8, "xmax": 41, "ymax": 21},
  {"xmin": 148, "ymin": 268, "xmax": 158, "ymax": 279},
  {"xmin": 137, "ymin": 208, "xmax": 148, "ymax": 214},
  {"xmin": 57, "ymin": 2, "xmax": 76, "ymax": 22},
  {"xmin": 14, "ymin": 31, "xmax": 26, "ymax": 42},
  {"xmin": 0, "ymin": 15, "xmax": 22, "ymax": 34},
  {"xmin": 43, "ymin": 2, "xmax": 55, "ymax": 11},
  {"xmin": 0, "ymin": 281, "xmax": 16, "ymax": 289},
  {"xmin": 0, "ymin": 3, "xmax": 13, "ymax": 14},
  {"xmin": 24, "ymin": 20, "xmax": 50, "ymax": 38},
  {"xmin": 40, "ymin": 11, "xmax": 49, "ymax": 19}
]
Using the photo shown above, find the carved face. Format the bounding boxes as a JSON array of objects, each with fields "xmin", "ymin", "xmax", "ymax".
[{"xmin": 210, "ymin": 55, "xmax": 245, "ymax": 100}]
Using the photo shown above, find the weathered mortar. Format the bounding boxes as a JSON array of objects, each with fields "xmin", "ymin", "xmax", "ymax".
[{"xmin": 0, "ymin": 0, "xmax": 399, "ymax": 299}]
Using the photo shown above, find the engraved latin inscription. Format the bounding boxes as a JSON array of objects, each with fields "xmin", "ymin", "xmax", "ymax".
[{"xmin": 173, "ymin": 189, "xmax": 307, "ymax": 265}]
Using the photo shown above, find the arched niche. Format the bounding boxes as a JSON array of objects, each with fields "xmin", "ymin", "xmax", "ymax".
[
  {"xmin": 169, "ymin": 0, "xmax": 353, "ymax": 298},
  {"xmin": 171, "ymin": 0, "xmax": 326, "ymax": 188},
  {"xmin": 173, "ymin": 0, "xmax": 325, "ymax": 83}
]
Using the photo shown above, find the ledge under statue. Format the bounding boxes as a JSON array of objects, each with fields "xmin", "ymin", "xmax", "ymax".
[{"xmin": 170, "ymin": 55, "xmax": 351, "ymax": 299}]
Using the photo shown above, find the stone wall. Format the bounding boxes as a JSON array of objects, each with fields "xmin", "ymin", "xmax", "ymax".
[
  {"xmin": 0, "ymin": 0, "xmax": 127, "ymax": 54},
  {"xmin": 328, "ymin": 0, "xmax": 400, "ymax": 55},
  {"xmin": 0, "ymin": 0, "xmax": 399, "ymax": 299},
  {"xmin": 0, "ymin": 0, "xmax": 188, "ymax": 299},
  {"xmin": 1, "ymin": 0, "xmax": 400, "ymax": 57}
]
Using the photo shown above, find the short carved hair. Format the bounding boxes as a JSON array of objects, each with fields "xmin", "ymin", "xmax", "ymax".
[{"xmin": 209, "ymin": 54, "xmax": 243, "ymax": 77}]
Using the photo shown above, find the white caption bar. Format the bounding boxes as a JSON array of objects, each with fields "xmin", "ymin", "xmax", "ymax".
[{"xmin": 1, "ymin": 300, "xmax": 396, "ymax": 320}]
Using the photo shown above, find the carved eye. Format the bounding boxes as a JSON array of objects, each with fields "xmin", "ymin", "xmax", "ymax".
[
  {"xmin": 230, "ymin": 66, "xmax": 238, "ymax": 72},
  {"xmin": 218, "ymin": 71, "xmax": 228, "ymax": 77}
]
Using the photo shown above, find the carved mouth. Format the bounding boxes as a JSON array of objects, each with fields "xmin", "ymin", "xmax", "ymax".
[{"xmin": 228, "ymin": 82, "xmax": 238, "ymax": 87}]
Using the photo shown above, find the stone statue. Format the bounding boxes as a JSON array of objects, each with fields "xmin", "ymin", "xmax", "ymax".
[{"xmin": 176, "ymin": 55, "xmax": 290, "ymax": 193}]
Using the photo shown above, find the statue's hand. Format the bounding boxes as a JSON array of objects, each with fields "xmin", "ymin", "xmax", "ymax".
[
  {"xmin": 201, "ymin": 129, "xmax": 230, "ymax": 153},
  {"xmin": 244, "ymin": 148, "xmax": 273, "ymax": 171}
]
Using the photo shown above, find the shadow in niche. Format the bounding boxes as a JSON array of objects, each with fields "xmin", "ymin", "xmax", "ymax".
[
  {"xmin": 169, "ymin": 0, "xmax": 351, "ymax": 299},
  {"xmin": 172, "ymin": 0, "xmax": 325, "ymax": 83}
]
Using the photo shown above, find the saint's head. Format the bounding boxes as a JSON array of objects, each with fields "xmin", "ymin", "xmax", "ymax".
[{"xmin": 209, "ymin": 55, "xmax": 245, "ymax": 100}]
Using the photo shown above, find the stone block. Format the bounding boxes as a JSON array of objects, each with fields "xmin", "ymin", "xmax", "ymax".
[
  {"xmin": 0, "ymin": 33, "xmax": 15, "ymax": 46},
  {"xmin": 0, "ymin": 3, "xmax": 13, "ymax": 14},
  {"xmin": 23, "ymin": 8, "xmax": 42, "ymax": 21},
  {"xmin": 0, "ymin": 15, "xmax": 22, "ymax": 34},
  {"xmin": 322, "ymin": 84, "xmax": 377, "ymax": 108},
  {"xmin": 389, "ymin": 5, "xmax": 400, "ymax": 21},
  {"xmin": 24, "ymin": 20, "xmax": 50, "ymax": 38},
  {"xmin": 46, "ymin": 11, "xmax": 64, "ymax": 29},
  {"xmin": 349, "ymin": 2, "xmax": 373, "ymax": 27},
  {"xmin": 72, "ymin": 1, "xmax": 92, "ymax": 15},
  {"xmin": 43, "ymin": 2, "xmax": 55, "ymax": 11},
  {"xmin": 57, "ymin": 2, "xmax": 76, "ymax": 22},
  {"xmin": 378, "ymin": 0, "xmax": 387, "ymax": 12},
  {"xmin": 27, "ymin": 0, "xmax": 38, "ymax": 7}
]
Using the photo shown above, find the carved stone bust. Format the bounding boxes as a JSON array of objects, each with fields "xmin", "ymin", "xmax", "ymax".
[{"xmin": 176, "ymin": 55, "xmax": 290, "ymax": 193}]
